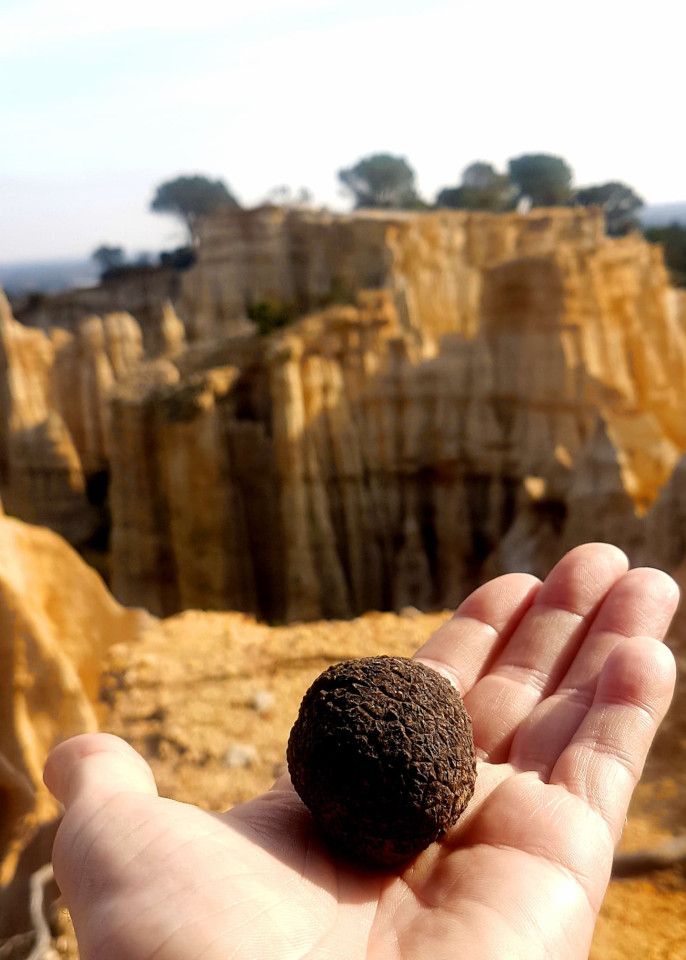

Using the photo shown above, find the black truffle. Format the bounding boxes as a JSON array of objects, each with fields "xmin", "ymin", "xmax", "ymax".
[{"xmin": 287, "ymin": 656, "xmax": 476, "ymax": 868}]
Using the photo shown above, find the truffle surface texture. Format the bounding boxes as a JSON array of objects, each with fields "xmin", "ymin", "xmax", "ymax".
[{"xmin": 287, "ymin": 655, "xmax": 476, "ymax": 867}]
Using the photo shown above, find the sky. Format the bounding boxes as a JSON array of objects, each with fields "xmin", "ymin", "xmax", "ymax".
[{"xmin": 0, "ymin": 0, "xmax": 683, "ymax": 261}]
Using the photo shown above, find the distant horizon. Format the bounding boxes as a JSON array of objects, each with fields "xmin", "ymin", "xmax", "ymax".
[{"xmin": 0, "ymin": 198, "xmax": 684, "ymax": 276}]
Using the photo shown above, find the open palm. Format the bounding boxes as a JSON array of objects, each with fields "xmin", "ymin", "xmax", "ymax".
[{"xmin": 45, "ymin": 544, "xmax": 678, "ymax": 960}]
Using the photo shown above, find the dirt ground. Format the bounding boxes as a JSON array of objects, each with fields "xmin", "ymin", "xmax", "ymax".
[{"xmin": 90, "ymin": 604, "xmax": 686, "ymax": 960}]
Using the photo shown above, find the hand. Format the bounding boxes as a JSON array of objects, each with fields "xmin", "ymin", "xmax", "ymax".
[{"xmin": 44, "ymin": 543, "xmax": 678, "ymax": 960}]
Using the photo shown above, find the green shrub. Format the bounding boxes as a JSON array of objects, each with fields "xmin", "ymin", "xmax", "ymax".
[
  {"xmin": 247, "ymin": 298, "xmax": 296, "ymax": 336},
  {"xmin": 644, "ymin": 223, "xmax": 686, "ymax": 287}
]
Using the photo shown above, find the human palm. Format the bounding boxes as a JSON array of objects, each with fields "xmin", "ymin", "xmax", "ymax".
[{"xmin": 45, "ymin": 544, "xmax": 679, "ymax": 960}]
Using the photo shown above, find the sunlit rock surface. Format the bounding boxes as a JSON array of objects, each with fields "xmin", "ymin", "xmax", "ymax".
[
  {"xmin": 0, "ymin": 290, "xmax": 184, "ymax": 548},
  {"xmin": 0, "ymin": 515, "xmax": 147, "ymax": 936},
  {"xmin": 106, "ymin": 210, "xmax": 686, "ymax": 618},
  {"xmin": 3, "ymin": 208, "xmax": 686, "ymax": 618}
]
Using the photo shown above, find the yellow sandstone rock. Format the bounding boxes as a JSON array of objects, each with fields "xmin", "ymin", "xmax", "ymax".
[
  {"xmin": 0, "ymin": 515, "xmax": 148, "ymax": 935},
  {"xmin": 3, "ymin": 209, "xmax": 686, "ymax": 621},
  {"xmin": 104, "ymin": 210, "xmax": 686, "ymax": 618},
  {"xmin": 0, "ymin": 291, "xmax": 148, "ymax": 546}
]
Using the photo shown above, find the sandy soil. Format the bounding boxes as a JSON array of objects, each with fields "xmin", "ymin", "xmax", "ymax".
[{"xmin": 94, "ymin": 605, "xmax": 686, "ymax": 960}]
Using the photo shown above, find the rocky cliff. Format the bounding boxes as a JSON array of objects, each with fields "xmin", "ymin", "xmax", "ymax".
[
  {"xmin": 0, "ymin": 514, "xmax": 147, "ymax": 937},
  {"xmin": 0, "ymin": 289, "xmax": 184, "ymax": 548},
  {"xmin": 106, "ymin": 209, "xmax": 686, "ymax": 619},
  {"xmin": 3, "ymin": 208, "xmax": 686, "ymax": 620},
  {"xmin": 179, "ymin": 205, "xmax": 606, "ymax": 339},
  {"xmin": 14, "ymin": 265, "xmax": 181, "ymax": 346}
]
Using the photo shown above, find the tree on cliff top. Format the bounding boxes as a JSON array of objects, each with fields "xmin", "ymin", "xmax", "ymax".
[
  {"xmin": 574, "ymin": 181, "xmax": 644, "ymax": 236},
  {"xmin": 92, "ymin": 245, "xmax": 125, "ymax": 276},
  {"xmin": 436, "ymin": 161, "xmax": 515, "ymax": 211},
  {"xmin": 264, "ymin": 185, "xmax": 313, "ymax": 207},
  {"xmin": 150, "ymin": 175, "xmax": 240, "ymax": 239},
  {"xmin": 644, "ymin": 223, "xmax": 686, "ymax": 287},
  {"xmin": 507, "ymin": 154, "xmax": 573, "ymax": 207},
  {"xmin": 338, "ymin": 154, "xmax": 424, "ymax": 209}
]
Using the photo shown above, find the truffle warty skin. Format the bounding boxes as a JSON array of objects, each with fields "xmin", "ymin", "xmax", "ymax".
[{"xmin": 287, "ymin": 656, "xmax": 477, "ymax": 868}]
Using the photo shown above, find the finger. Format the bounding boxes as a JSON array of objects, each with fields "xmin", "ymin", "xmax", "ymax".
[
  {"xmin": 510, "ymin": 568, "xmax": 678, "ymax": 776},
  {"xmin": 464, "ymin": 543, "xmax": 628, "ymax": 761},
  {"xmin": 44, "ymin": 733, "xmax": 158, "ymax": 809},
  {"xmin": 415, "ymin": 572, "xmax": 540, "ymax": 694},
  {"xmin": 550, "ymin": 637, "xmax": 676, "ymax": 843}
]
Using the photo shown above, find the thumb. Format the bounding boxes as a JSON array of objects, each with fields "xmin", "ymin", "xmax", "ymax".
[{"xmin": 44, "ymin": 733, "xmax": 158, "ymax": 809}]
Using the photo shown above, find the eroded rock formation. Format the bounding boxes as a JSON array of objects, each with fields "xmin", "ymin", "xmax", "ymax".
[
  {"xmin": 0, "ymin": 290, "xmax": 184, "ymax": 547},
  {"xmin": 102, "ymin": 209, "xmax": 686, "ymax": 619},
  {"xmin": 179, "ymin": 205, "xmax": 606, "ymax": 339},
  {"xmin": 0, "ymin": 515, "xmax": 147, "ymax": 936},
  {"xmin": 3, "ymin": 208, "xmax": 686, "ymax": 619},
  {"xmin": 15, "ymin": 265, "xmax": 181, "ymax": 340}
]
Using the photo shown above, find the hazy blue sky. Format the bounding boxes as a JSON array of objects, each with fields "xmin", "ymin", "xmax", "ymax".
[{"xmin": 0, "ymin": 0, "xmax": 682, "ymax": 260}]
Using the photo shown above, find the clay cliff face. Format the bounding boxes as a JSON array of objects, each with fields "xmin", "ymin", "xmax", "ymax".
[
  {"xmin": 103, "ymin": 209, "xmax": 686, "ymax": 619},
  {"xmin": 179, "ymin": 206, "xmax": 605, "ymax": 339},
  {"xmin": 0, "ymin": 514, "xmax": 147, "ymax": 936},
  {"xmin": 3, "ymin": 208, "xmax": 686, "ymax": 620},
  {"xmin": 15, "ymin": 266, "xmax": 181, "ymax": 345},
  {"xmin": 0, "ymin": 290, "xmax": 184, "ymax": 547}
]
